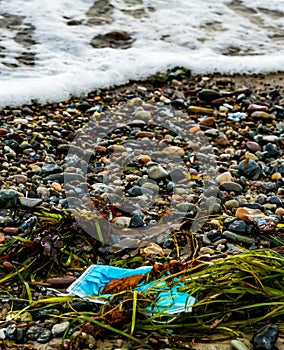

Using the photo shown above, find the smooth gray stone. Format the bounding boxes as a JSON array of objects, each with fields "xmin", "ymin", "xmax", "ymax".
[
  {"xmin": 19, "ymin": 197, "xmax": 42, "ymax": 208},
  {"xmin": 220, "ymin": 181, "xmax": 243, "ymax": 193},
  {"xmin": 0, "ymin": 189, "xmax": 18, "ymax": 209},
  {"xmin": 222, "ymin": 230, "xmax": 256, "ymax": 245}
]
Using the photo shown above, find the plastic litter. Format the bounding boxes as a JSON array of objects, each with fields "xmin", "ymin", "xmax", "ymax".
[
  {"xmin": 227, "ymin": 112, "xmax": 247, "ymax": 121},
  {"xmin": 67, "ymin": 265, "xmax": 195, "ymax": 315}
]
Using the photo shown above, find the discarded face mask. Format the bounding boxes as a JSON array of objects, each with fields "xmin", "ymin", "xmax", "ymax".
[
  {"xmin": 67, "ymin": 264, "xmax": 195, "ymax": 315},
  {"xmin": 136, "ymin": 278, "xmax": 195, "ymax": 315}
]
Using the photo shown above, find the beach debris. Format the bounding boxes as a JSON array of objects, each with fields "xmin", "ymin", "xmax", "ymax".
[
  {"xmin": 67, "ymin": 265, "xmax": 195, "ymax": 315},
  {"xmin": 67, "ymin": 265, "xmax": 153, "ymax": 301},
  {"xmin": 0, "ymin": 70, "xmax": 284, "ymax": 348},
  {"xmin": 18, "ymin": 216, "xmax": 37, "ymax": 232}
]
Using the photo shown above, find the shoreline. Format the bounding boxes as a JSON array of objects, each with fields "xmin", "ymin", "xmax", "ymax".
[{"xmin": 1, "ymin": 70, "xmax": 284, "ymax": 111}]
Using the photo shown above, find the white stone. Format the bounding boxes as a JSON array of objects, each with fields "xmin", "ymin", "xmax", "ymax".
[
  {"xmin": 51, "ymin": 321, "xmax": 70, "ymax": 336},
  {"xmin": 0, "ymin": 329, "xmax": 5, "ymax": 340},
  {"xmin": 113, "ymin": 216, "xmax": 131, "ymax": 227},
  {"xmin": 216, "ymin": 171, "xmax": 233, "ymax": 184},
  {"xmin": 231, "ymin": 339, "xmax": 250, "ymax": 350},
  {"xmin": 148, "ymin": 165, "xmax": 168, "ymax": 180}
]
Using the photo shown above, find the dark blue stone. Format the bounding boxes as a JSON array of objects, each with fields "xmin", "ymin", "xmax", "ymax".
[
  {"xmin": 129, "ymin": 210, "xmax": 145, "ymax": 228},
  {"xmin": 264, "ymin": 143, "xmax": 280, "ymax": 158},
  {"xmin": 238, "ymin": 160, "xmax": 262, "ymax": 180},
  {"xmin": 228, "ymin": 220, "xmax": 252, "ymax": 235},
  {"xmin": 252, "ymin": 324, "xmax": 279, "ymax": 350},
  {"xmin": 127, "ymin": 186, "xmax": 144, "ymax": 197}
]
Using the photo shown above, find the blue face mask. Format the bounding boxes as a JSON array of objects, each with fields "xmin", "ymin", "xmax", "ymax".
[{"xmin": 67, "ymin": 264, "xmax": 195, "ymax": 315}]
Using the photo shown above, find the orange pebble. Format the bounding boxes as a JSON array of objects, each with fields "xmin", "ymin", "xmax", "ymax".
[
  {"xmin": 271, "ymin": 172, "xmax": 282, "ymax": 181},
  {"xmin": 3, "ymin": 227, "xmax": 19, "ymax": 235},
  {"xmin": 189, "ymin": 126, "xmax": 200, "ymax": 134},
  {"xmin": 275, "ymin": 208, "xmax": 284, "ymax": 216},
  {"xmin": 235, "ymin": 207, "xmax": 264, "ymax": 222},
  {"xmin": 138, "ymin": 155, "xmax": 152, "ymax": 163},
  {"xmin": 51, "ymin": 182, "xmax": 62, "ymax": 192}
]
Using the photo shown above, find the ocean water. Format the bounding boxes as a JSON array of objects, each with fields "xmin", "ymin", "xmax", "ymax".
[{"xmin": 0, "ymin": 0, "xmax": 284, "ymax": 108}]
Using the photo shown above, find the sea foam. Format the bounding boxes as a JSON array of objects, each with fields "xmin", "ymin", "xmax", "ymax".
[{"xmin": 0, "ymin": 0, "xmax": 284, "ymax": 108}]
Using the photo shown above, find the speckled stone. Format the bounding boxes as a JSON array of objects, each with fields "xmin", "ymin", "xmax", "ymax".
[
  {"xmin": 224, "ymin": 199, "xmax": 240, "ymax": 210},
  {"xmin": 220, "ymin": 181, "xmax": 243, "ymax": 194}
]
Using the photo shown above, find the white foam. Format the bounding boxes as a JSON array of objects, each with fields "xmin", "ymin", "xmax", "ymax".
[{"xmin": 0, "ymin": 0, "xmax": 284, "ymax": 108}]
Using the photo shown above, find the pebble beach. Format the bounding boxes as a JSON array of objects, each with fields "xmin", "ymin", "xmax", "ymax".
[
  {"xmin": 1, "ymin": 0, "xmax": 284, "ymax": 349},
  {"xmin": 0, "ymin": 70, "xmax": 284, "ymax": 349}
]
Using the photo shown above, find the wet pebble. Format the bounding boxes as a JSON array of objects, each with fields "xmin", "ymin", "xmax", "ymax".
[
  {"xmin": 198, "ymin": 116, "xmax": 215, "ymax": 126},
  {"xmin": 262, "ymin": 135, "xmax": 279, "ymax": 143},
  {"xmin": 246, "ymin": 141, "xmax": 262, "ymax": 152},
  {"xmin": 127, "ymin": 186, "xmax": 144, "ymax": 197},
  {"xmin": 41, "ymin": 163, "xmax": 63, "ymax": 175},
  {"xmin": 148, "ymin": 164, "xmax": 169, "ymax": 180},
  {"xmin": 224, "ymin": 199, "xmax": 239, "ymax": 210},
  {"xmin": 216, "ymin": 171, "xmax": 233, "ymax": 184},
  {"xmin": 12, "ymin": 174, "xmax": 28, "ymax": 184},
  {"xmin": 19, "ymin": 197, "xmax": 42, "ymax": 209},
  {"xmin": 51, "ymin": 321, "xmax": 70, "ymax": 337},
  {"xmin": 51, "ymin": 182, "xmax": 62, "ymax": 192},
  {"xmin": 247, "ymin": 103, "xmax": 269, "ymax": 112},
  {"xmin": 236, "ymin": 207, "xmax": 278, "ymax": 232},
  {"xmin": 268, "ymin": 195, "xmax": 283, "ymax": 207},
  {"xmin": 251, "ymin": 324, "xmax": 279, "ymax": 350},
  {"xmin": 238, "ymin": 160, "xmax": 262, "ymax": 180},
  {"xmin": 0, "ymin": 189, "xmax": 18, "ymax": 209},
  {"xmin": 251, "ymin": 111, "xmax": 274, "ymax": 120},
  {"xmin": 222, "ymin": 230, "xmax": 256, "ymax": 245},
  {"xmin": 264, "ymin": 143, "xmax": 280, "ymax": 158},
  {"xmin": 275, "ymin": 207, "xmax": 284, "ymax": 216},
  {"xmin": 228, "ymin": 220, "xmax": 252, "ymax": 234},
  {"xmin": 129, "ymin": 210, "xmax": 145, "ymax": 228},
  {"xmin": 37, "ymin": 186, "xmax": 50, "ymax": 200},
  {"xmin": 231, "ymin": 339, "xmax": 250, "ymax": 350},
  {"xmin": 135, "ymin": 131, "xmax": 154, "ymax": 138},
  {"xmin": 0, "ymin": 128, "xmax": 9, "ymax": 136},
  {"xmin": 114, "ymin": 216, "xmax": 131, "ymax": 227},
  {"xmin": 198, "ymin": 89, "xmax": 222, "ymax": 103},
  {"xmin": 142, "ymin": 181, "xmax": 160, "ymax": 193},
  {"xmin": 3, "ymin": 261, "xmax": 14, "ymax": 271},
  {"xmin": 188, "ymin": 106, "xmax": 215, "ymax": 114},
  {"xmin": 29, "ymin": 326, "xmax": 51, "ymax": 343},
  {"xmin": 215, "ymin": 134, "xmax": 230, "ymax": 146},
  {"xmin": 134, "ymin": 107, "xmax": 151, "ymax": 120},
  {"xmin": 6, "ymin": 326, "xmax": 24, "ymax": 342},
  {"xmin": 271, "ymin": 172, "xmax": 282, "ymax": 181},
  {"xmin": 220, "ymin": 181, "xmax": 243, "ymax": 194}
]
